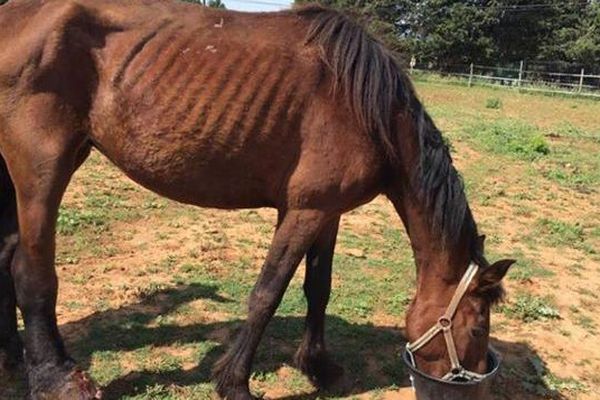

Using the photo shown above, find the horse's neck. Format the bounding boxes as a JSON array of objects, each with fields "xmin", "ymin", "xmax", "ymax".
[
  {"xmin": 396, "ymin": 196, "xmax": 470, "ymax": 287},
  {"xmin": 386, "ymin": 109, "xmax": 473, "ymax": 292}
]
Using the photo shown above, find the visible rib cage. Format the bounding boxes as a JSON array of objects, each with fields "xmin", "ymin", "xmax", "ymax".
[
  {"xmin": 106, "ymin": 17, "xmax": 310, "ymax": 167},
  {"xmin": 112, "ymin": 20, "xmax": 172, "ymax": 86},
  {"xmin": 129, "ymin": 30, "xmax": 194, "ymax": 93}
]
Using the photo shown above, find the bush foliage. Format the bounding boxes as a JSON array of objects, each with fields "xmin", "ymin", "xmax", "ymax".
[{"xmin": 295, "ymin": 0, "xmax": 600, "ymax": 74}]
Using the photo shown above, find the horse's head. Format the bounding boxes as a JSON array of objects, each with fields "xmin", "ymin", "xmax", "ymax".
[{"xmin": 405, "ymin": 236, "xmax": 514, "ymax": 381}]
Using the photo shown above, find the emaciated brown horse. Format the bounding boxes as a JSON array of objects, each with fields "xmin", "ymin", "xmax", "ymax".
[{"xmin": 0, "ymin": 1, "xmax": 514, "ymax": 399}]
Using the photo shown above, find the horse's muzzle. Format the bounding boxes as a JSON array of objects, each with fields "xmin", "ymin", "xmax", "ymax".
[{"xmin": 402, "ymin": 347, "xmax": 501, "ymax": 400}]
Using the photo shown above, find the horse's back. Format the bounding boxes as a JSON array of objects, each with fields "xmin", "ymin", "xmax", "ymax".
[{"xmin": 0, "ymin": 0, "xmax": 384, "ymax": 212}]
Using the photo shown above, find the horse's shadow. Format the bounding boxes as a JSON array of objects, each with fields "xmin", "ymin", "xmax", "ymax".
[{"xmin": 55, "ymin": 283, "xmax": 566, "ymax": 400}]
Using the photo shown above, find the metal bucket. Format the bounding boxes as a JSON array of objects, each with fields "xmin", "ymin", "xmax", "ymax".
[{"xmin": 402, "ymin": 349, "xmax": 501, "ymax": 400}]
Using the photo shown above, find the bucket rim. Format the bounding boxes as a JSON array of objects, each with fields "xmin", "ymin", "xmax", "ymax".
[{"xmin": 402, "ymin": 347, "xmax": 501, "ymax": 387}]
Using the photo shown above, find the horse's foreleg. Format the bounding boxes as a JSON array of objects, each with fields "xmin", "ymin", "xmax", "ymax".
[
  {"xmin": 0, "ymin": 156, "xmax": 22, "ymax": 372},
  {"xmin": 213, "ymin": 209, "xmax": 330, "ymax": 400},
  {"xmin": 5, "ymin": 138, "xmax": 99, "ymax": 400},
  {"xmin": 294, "ymin": 217, "xmax": 343, "ymax": 388}
]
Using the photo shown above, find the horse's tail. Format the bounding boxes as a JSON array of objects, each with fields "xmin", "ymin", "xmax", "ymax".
[{"xmin": 299, "ymin": 6, "xmax": 472, "ymax": 243}]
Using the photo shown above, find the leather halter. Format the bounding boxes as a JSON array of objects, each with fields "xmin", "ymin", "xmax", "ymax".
[{"xmin": 406, "ymin": 262, "xmax": 487, "ymax": 382}]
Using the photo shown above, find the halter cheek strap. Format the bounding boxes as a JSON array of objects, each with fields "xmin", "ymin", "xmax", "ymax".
[{"xmin": 406, "ymin": 262, "xmax": 487, "ymax": 382}]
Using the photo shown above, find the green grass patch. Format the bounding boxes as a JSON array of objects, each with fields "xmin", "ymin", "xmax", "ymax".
[
  {"xmin": 552, "ymin": 121, "xmax": 598, "ymax": 140},
  {"xmin": 499, "ymin": 293, "xmax": 560, "ymax": 322},
  {"xmin": 533, "ymin": 218, "xmax": 585, "ymax": 247},
  {"xmin": 57, "ymin": 206, "xmax": 108, "ymax": 235},
  {"xmin": 462, "ymin": 119, "xmax": 550, "ymax": 160},
  {"xmin": 506, "ymin": 251, "xmax": 554, "ymax": 282},
  {"xmin": 485, "ymin": 97, "xmax": 502, "ymax": 109},
  {"xmin": 539, "ymin": 140, "xmax": 600, "ymax": 190},
  {"xmin": 520, "ymin": 355, "xmax": 588, "ymax": 396}
]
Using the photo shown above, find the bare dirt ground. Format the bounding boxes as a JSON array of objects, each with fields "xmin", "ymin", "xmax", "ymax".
[{"xmin": 1, "ymin": 80, "xmax": 599, "ymax": 400}]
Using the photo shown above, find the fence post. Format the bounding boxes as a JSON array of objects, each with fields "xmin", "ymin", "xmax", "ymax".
[
  {"xmin": 579, "ymin": 68, "xmax": 585, "ymax": 93},
  {"xmin": 518, "ymin": 60, "xmax": 524, "ymax": 87},
  {"xmin": 468, "ymin": 63, "xmax": 474, "ymax": 87}
]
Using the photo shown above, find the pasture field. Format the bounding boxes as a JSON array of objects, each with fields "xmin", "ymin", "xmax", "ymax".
[{"xmin": 1, "ymin": 79, "xmax": 599, "ymax": 400}]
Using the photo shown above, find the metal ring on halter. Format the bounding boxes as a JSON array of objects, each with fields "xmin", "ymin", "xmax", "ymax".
[
  {"xmin": 438, "ymin": 316, "xmax": 452, "ymax": 328},
  {"xmin": 406, "ymin": 262, "xmax": 485, "ymax": 382}
]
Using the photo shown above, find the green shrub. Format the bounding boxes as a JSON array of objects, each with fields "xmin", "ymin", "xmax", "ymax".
[
  {"xmin": 464, "ymin": 119, "xmax": 550, "ymax": 160},
  {"xmin": 527, "ymin": 135, "xmax": 551, "ymax": 155},
  {"xmin": 485, "ymin": 97, "xmax": 502, "ymax": 109}
]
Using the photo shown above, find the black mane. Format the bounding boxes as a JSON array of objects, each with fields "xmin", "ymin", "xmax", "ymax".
[{"xmin": 297, "ymin": 5, "xmax": 478, "ymax": 247}]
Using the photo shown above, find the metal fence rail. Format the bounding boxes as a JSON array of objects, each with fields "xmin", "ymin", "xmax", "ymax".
[{"xmin": 410, "ymin": 61, "xmax": 600, "ymax": 98}]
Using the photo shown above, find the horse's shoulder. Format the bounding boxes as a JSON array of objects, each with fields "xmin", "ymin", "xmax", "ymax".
[{"xmin": 0, "ymin": 0, "xmax": 105, "ymax": 94}]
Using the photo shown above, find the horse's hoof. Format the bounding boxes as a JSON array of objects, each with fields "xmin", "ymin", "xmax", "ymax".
[
  {"xmin": 309, "ymin": 358, "xmax": 345, "ymax": 389},
  {"xmin": 295, "ymin": 349, "xmax": 344, "ymax": 389},
  {"xmin": 213, "ymin": 354, "xmax": 258, "ymax": 400},
  {"xmin": 1, "ymin": 353, "xmax": 22, "ymax": 374},
  {"xmin": 34, "ymin": 370, "xmax": 102, "ymax": 400},
  {"xmin": 0, "ymin": 338, "xmax": 24, "ymax": 372},
  {"xmin": 215, "ymin": 382, "xmax": 258, "ymax": 400},
  {"xmin": 220, "ymin": 387, "xmax": 258, "ymax": 400}
]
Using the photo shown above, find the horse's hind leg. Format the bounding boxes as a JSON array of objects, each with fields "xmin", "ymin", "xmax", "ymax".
[
  {"xmin": 294, "ymin": 217, "xmax": 344, "ymax": 388},
  {"xmin": 2, "ymin": 126, "xmax": 98, "ymax": 399},
  {"xmin": 0, "ymin": 155, "xmax": 22, "ymax": 372},
  {"xmin": 213, "ymin": 210, "xmax": 330, "ymax": 400}
]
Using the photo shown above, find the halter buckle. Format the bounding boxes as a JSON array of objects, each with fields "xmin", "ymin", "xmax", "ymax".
[{"xmin": 438, "ymin": 316, "xmax": 452, "ymax": 329}]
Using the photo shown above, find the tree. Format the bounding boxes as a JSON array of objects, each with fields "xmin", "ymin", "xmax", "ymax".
[
  {"xmin": 184, "ymin": 0, "xmax": 227, "ymax": 8},
  {"xmin": 402, "ymin": 1, "xmax": 499, "ymax": 68},
  {"xmin": 294, "ymin": 0, "xmax": 600, "ymax": 73},
  {"xmin": 554, "ymin": 2, "xmax": 600, "ymax": 68},
  {"xmin": 296, "ymin": 1, "xmax": 498, "ymax": 66},
  {"xmin": 295, "ymin": 0, "xmax": 412, "ymax": 54},
  {"xmin": 491, "ymin": 1, "xmax": 586, "ymax": 67},
  {"xmin": 208, "ymin": 0, "xmax": 226, "ymax": 8}
]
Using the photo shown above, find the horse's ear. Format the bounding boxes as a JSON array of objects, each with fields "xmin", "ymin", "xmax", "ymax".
[{"xmin": 479, "ymin": 259, "xmax": 515, "ymax": 290}]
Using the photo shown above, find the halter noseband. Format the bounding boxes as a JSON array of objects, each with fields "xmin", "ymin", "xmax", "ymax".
[{"xmin": 406, "ymin": 262, "xmax": 487, "ymax": 382}]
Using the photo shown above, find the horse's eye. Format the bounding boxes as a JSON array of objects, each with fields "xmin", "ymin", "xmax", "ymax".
[{"xmin": 471, "ymin": 327, "xmax": 487, "ymax": 338}]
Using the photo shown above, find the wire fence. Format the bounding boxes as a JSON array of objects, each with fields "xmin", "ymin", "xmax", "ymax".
[{"xmin": 410, "ymin": 61, "xmax": 600, "ymax": 98}]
